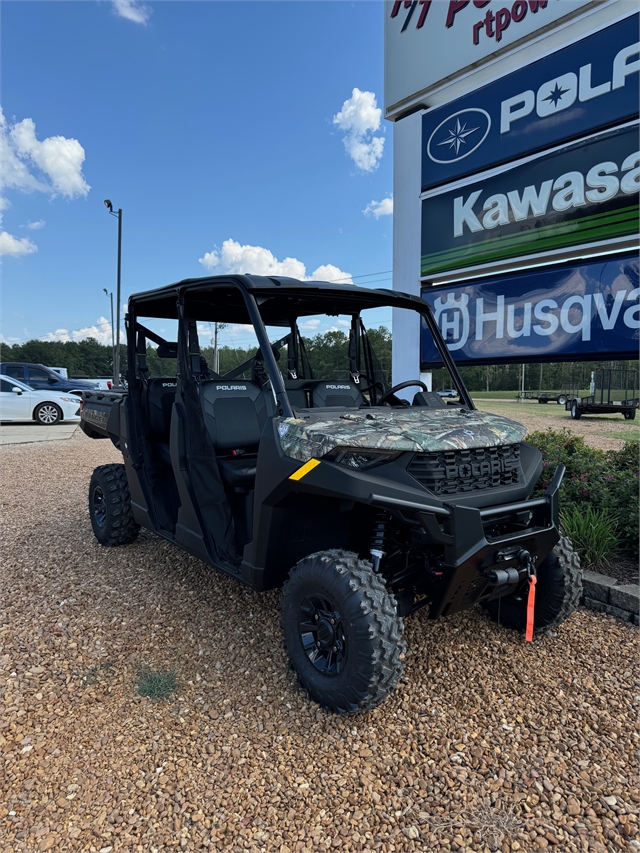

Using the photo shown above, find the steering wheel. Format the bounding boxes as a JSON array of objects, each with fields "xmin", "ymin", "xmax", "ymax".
[{"xmin": 378, "ymin": 380, "xmax": 428, "ymax": 406}]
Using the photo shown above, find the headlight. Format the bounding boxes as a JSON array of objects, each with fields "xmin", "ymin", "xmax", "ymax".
[
  {"xmin": 59, "ymin": 397, "xmax": 76, "ymax": 403},
  {"xmin": 323, "ymin": 447, "xmax": 402, "ymax": 470}
]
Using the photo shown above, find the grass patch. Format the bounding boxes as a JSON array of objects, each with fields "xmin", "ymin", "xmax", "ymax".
[
  {"xmin": 611, "ymin": 430, "xmax": 640, "ymax": 442},
  {"xmin": 135, "ymin": 667, "xmax": 179, "ymax": 701}
]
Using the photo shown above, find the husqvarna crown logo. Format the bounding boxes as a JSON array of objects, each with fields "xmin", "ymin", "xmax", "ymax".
[{"xmin": 427, "ymin": 108, "xmax": 491, "ymax": 164}]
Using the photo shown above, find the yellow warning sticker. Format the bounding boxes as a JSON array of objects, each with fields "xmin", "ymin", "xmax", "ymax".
[{"xmin": 289, "ymin": 458, "xmax": 321, "ymax": 481}]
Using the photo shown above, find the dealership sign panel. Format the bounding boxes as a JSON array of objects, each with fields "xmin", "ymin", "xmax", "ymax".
[
  {"xmin": 421, "ymin": 13, "xmax": 639, "ymax": 191},
  {"xmin": 421, "ymin": 123, "xmax": 639, "ymax": 278},
  {"xmin": 384, "ymin": 0, "xmax": 599, "ymax": 118},
  {"xmin": 420, "ymin": 253, "xmax": 640, "ymax": 366}
]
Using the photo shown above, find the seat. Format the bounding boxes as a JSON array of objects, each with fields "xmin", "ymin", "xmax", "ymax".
[
  {"xmin": 199, "ymin": 379, "xmax": 267, "ymax": 489},
  {"xmin": 311, "ymin": 381, "xmax": 364, "ymax": 409},
  {"xmin": 145, "ymin": 378, "xmax": 178, "ymax": 465},
  {"xmin": 217, "ymin": 457, "xmax": 257, "ymax": 489}
]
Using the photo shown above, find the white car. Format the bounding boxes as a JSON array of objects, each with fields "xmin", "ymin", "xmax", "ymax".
[{"xmin": 0, "ymin": 376, "xmax": 82, "ymax": 425}]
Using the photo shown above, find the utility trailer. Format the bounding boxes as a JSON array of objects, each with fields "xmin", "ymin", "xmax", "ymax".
[
  {"xmin": 515, "ymin": 391, "xmax": 568, "ymax": 405},
  {"xmin": 566, "ymin": 368, "xmax": 639, "ymax": 420}
]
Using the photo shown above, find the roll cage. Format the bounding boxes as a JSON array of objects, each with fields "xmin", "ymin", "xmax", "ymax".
[{"xmin": 125, "ymin": 274, "xmax": 473, "ymax": 411}]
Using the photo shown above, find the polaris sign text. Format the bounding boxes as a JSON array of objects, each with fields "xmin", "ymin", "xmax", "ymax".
[
  {"xmin": 421, "ymin": 123, "xmax": 639, "ymax": 278},
  {"xmin": 421, "ymin": 13, "xmax": 639, "ymax": 191},
  {"xmin": 420, "ymin": 254, "xmax": 640, "ymax": 367}
]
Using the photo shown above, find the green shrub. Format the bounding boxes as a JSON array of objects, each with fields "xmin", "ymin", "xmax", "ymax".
[
  {"xmin": 527, "ymin": 429, "xmax": 639, "ymax": 562},
  {"xmin": 559, "ymin": 505, "xmax": 619, "ymax": 567}
]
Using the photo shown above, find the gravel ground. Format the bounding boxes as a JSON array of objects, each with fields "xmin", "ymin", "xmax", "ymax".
[
  {"xmin": 1, "ymin": 431, "xmax": 639, "ymax": 853},
  {"xmin": 475, "ymin": 401, "xmax": 639, "ymax": 453}
]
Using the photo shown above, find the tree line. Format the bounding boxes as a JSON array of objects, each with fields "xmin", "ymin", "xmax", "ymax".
[{"xmin": 1, "ymin": 334, "xmax": 635, "ymax": 392}]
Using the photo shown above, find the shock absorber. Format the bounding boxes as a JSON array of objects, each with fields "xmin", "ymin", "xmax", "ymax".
[{"xmin": 370, "ymin": 511, "xmax": 389, "ymax": 573}]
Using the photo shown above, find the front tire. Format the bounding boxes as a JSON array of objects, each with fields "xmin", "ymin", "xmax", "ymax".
[
  {"xmin": 34, "ymin": 403, "xmax": 61, "ymax": 425},
  {"xmin": 482, "ymin": 536, "xmax": 582, "ymax": 632},
  {"xmin": 281, "ymin": 550, "xmax": 405, "ymax": 714},
  {"xmin": 89, "ymin": 464, "xmax": 139, "ymax": 546}
]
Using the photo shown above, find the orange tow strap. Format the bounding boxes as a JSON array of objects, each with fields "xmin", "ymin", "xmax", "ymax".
[{"xmin": 525, "ymin": 575, "xmax": 537, "ymax": 642}]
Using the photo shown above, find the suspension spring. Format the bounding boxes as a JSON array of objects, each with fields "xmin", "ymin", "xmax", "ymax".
[{"xmin": 370, "ymin": 511, "xmax": 389, "ymax": 573}]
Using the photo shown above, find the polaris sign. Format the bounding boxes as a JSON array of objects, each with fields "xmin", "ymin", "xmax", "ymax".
[
  {"xmin": 420, "ymin": 254, "xmax": 640, "ymax": 367},
  {"xmin": 421, "ymin": 123, "xmax": 639, "ymax": 278},
  {"xmin": 421, "ymin": 14, "xmax": 639, "ymax": 191}
]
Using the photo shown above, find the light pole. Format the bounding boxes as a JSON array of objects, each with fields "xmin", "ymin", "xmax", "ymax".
[
  {"xmin": 103, "ymin": 287, "xmax": 115, "ymax": 383},
  {"xmin": 104, "ymin": 200, "xmax": 123, "ymax": 386}
]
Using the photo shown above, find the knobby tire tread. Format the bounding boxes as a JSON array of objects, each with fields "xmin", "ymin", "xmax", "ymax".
[
  {"xmin": 90, "ymin": 463, "xmax": 140, "ymax": 546},
  {"xmin": 281, "ymin": 550, "xmax": 406, "ymax": 714}
]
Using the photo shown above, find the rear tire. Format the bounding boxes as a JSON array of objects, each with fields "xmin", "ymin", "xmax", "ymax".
[
  {"xmin": 557, "ymin": 395, "xmax": 568, "ymax": 406},
  {"xmin": 482, "ymin": 536, "xmax": 582, "ymax": 633},
  {"xmin": 89, "ymin": 464, "xmax": 139, "ymax": 546},
  {"xmin": 281, "ymin": 550, "xmax": 405, "ymax": 714},
  {"xmin": 34, "ymin": 403, "xmax": 61, "ymax": 425},
  {"xmin": 624, "ymin": 410, "xmax": 636, "ymax": 420},
  {"xmin": 570, "ymin": 402, "xmax": 581, "ymax": 419}
]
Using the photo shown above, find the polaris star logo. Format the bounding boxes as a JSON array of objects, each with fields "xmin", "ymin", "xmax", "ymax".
[{"xmin": 427, "ymin": 108, "xmax": 491, "ymax": 164}]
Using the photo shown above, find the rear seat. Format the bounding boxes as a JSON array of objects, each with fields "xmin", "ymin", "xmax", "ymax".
[
  {"xmin": 146, "ymin": 378, "xmax": 178, "ymax": 465},
  {"xmin": 199, "ymin": 379, "xmax": 267, "ymax": 488}
]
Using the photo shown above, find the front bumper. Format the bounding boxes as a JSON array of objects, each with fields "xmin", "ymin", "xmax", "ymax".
[{"xmin": 371, "ymin": 465, "xmax": 565, "ymax": 618}]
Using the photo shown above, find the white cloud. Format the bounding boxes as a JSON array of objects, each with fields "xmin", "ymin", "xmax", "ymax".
[
  {"xmin": 41, "ymin": 316, "xmax": 119, "ymax": 346},
  {"xmin": 0, "ymin": 106, "xmax": 89, "ymax": 257},
  {"xmin": 111, "ymin": 0, "xmax": 151, "ymax": 24},
  {"xmin": 333, "ymin": 88, "xmax": 385, "ymax": 173},
  {"xmin": 364, "ymin": 196, "xmax": 393, "ymax": 218},
  {"xmin": 299, "ymin": 318, "xmax": 322, "ymax": 331},
  {"xmin": 10, "ymin": 117, "xmax": 90, "ymax": 198},
  {"xmin": 0, "ymin": 231, "xmax": 37, "ymax": 257},
  {"xmin": 198, "ymin": 238, "xmax": 353, "ymax": 284},
  {"xmin": 309, "ymin": 263, "xmax": 352, "ymax": 283}
]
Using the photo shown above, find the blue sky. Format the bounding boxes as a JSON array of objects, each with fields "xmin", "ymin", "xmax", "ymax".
[{"xmin": 1, "ymin": 0, "xmax": 393, "ymax": 350}]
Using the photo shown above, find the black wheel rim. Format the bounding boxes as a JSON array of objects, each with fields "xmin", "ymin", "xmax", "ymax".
[
  {"xmin": 92, "ymin": 485, "xmax": 107, "ymax": 528},
  {"xmin": 298, "ymin": 594, "xmax": 347, "ymax": 677}
]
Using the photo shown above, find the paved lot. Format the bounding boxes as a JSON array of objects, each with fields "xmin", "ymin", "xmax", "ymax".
[
  {"xmin": 1, "ymin": 431, "xmax": 638, "ymax": 853},
  {"xmin": 0, "ymin": 423, "xmax": 79, "ymax": 445}
]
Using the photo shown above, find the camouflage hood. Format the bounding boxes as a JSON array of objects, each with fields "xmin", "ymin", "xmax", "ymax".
[{"xmin": 276, "ymin": 407, "xmax": 527, "ymax": 463}]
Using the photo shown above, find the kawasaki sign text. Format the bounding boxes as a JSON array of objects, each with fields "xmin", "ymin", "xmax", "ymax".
[{"xmin": 421, "ymin": 124, "xmax": 639, "ymax": 278}]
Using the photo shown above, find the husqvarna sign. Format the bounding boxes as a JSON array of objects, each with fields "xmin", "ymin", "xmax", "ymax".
[
  {"xmin": 384, "ymin": 0, "xmax": 600, "ymax": 119},
  {"xmin": 421, "ymin": 13, "xmax": 639, "ymax": 190},
  {"xmin": 420, "ymin": 254, "xmax": 639, "ymax": 366}
]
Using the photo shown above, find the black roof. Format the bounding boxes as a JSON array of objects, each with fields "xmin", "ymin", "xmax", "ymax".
[{"xmin": 129, "ymin": 274, "xmax": 427, "ymax": 324}]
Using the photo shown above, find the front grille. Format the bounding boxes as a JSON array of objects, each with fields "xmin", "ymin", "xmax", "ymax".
[{"xmin": 408, "ymin": 444, "xmax": 521, "ymax": 495}]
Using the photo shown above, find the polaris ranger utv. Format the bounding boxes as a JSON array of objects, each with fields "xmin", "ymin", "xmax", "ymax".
[{"xmin": 81, "ymin": 275, "xmax": 581, "ymax": 714}]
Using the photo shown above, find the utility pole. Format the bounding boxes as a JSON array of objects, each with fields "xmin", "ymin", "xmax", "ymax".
[
  {"xmin": 104, "ymin": 200, "xmax": 123, "ymax": 387},
  {"xmin": 103, "ymin": 288, "xmax": 115, "ymax": 383}
]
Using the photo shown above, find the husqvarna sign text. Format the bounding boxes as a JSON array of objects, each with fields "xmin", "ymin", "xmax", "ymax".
[
  {"xmin": 421, "ymin": 14, "xmax": 639, "ymax": 190},
  {"xmin": 420, "ymin": 254, "xmax": 640, "ymax": 366},
  {"xmin": 421, "ymin": 123, "xmax": 639, "ymax": 277},
  {"xmin": 384, "ymin": 0, "xmax": 599, "ymax": 119}
]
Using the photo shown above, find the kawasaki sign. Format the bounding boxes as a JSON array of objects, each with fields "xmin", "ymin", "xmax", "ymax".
[
  {"xmin": 420, "ymin": 253, "xmax": 640, "ymax": 367},
  {"xmin": 421, "ymin": 122, "xmax": 639, "ymax": 278}
]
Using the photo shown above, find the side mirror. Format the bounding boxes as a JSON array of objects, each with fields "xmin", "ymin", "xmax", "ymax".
[
  {"xmin": 11, "ymin": 387, "xmax": 23, "ymax": 395},
  {"xmin": 48, "ymin": 376, "xmax": 59, "ymax": 384}
]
